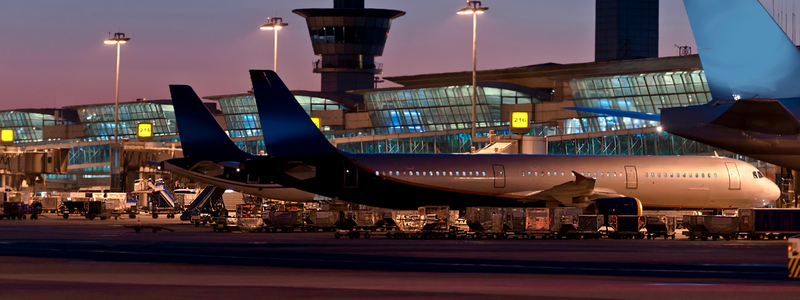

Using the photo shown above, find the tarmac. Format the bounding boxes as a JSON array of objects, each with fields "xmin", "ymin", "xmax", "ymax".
[{"xmin": 0, "ymin": 213, "xmax": 798, "ymax": 299}]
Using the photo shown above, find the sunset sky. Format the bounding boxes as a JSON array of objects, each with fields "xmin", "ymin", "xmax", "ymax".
[{"xmin": 0, "ymin": 0, "xmax": 785, "ymax": 110}]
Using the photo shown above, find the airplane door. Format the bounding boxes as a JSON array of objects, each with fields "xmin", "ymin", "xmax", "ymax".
[
  {"xmin": 725, "ymin": 162, "xmax": 741, "ymax": 190},
  {"xmin": 624, "ymin": 166, "xmax": 638, "ymax": 189},
  {"xmin": 343, "ymin": 160, "xmax": 358, "ymax": 188},
  {"xmin": 493, "ymin": 165, "xmax": 506, "ymax": 188}
]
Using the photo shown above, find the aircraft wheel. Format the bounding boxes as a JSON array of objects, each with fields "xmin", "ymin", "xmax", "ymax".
[
  {"xmin": 152, "ymin": 214, "xmax": 159, "ymax": 219},
  {"xmin": 63, "ymin": 214, "xmax": 69, "ymax": 219}
]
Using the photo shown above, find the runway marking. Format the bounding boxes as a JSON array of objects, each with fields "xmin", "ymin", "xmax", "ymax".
[{"xmin": 3, "ymin": 245, "xmax": 785, "ymax": 277}]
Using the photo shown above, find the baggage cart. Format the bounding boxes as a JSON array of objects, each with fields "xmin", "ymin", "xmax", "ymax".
[
  {"xmin": 738, "ymin": 208, "xmax": 800, "ymax": 240},
  {"xmin": 385, "ymin": 207, "xmax": 460, "ymax": 239},
  {"xmin": 608, "ymin": 215, "xmax": 645, "ymax": 239},
  {"xmin": 466, "ymin": 207, "xmax": 505, "ymax": 238},
  {"xmin": 560, "ymin": 215, "xmax": 604, "ymax": 239},
  {"xmin": 0, "ymin": 201, "xmax": 41, "ymax": 220},
  {"xmin": 503, "ymin": 208, "xmax": 527, "ymax": 238},
  {"xmin": 263, "ymin": 210, "xmax": 302, "ymax": 232},
  {"xmin": 524, "ymin": 207, "xmax": 565, "ymax": 239},
  {"xmin": 302, "ymin": 210, "xmax": 339, "ymax": 232},
  {"xmin": 644, "ymin": 216, "xmax": 676, "ymax": 240},
  {"xmin": 682, "ymin": 215, "xmax": 738, "ymax": 241},
  {"xmin": 236, "ymin": 204, "xmax": 263, "ymax": 233}
]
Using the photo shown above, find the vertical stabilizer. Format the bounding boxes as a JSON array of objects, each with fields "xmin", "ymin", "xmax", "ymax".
[
  {"xmin": 249, "ymin": 70, "xmax": 340, "ymax": 157},
  {"xmin": 169, "ymin": 85, "xmax": 248, "ymax": 158},
  {"xmin": 684, "ymin": 0, "xmax": 800, "ymax": 100}
]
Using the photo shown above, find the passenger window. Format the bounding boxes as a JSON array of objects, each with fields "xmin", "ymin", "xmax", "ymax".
[
  {"xmin": 469, "ymin": 171, "xmax": 473, "ymax": 176},
  {"xmin": 528, "ymin": 172, "xmax": 531, "ymax": 176},
  {"xmin": 689, "ymin": 173, "xmax": 692, "ymax": 178},
  {"xmin": 375, "ymin": 171, "xmax": 379, "ymax": 175},
  {"xmin": 581, "ymin": 172, "xmax": 585, "ymax": 176},
  {"xmin": 607, "ymin": 172, "xmax": 610, "ymax": 177},
  {"xmin": 416, "ymin": 171, "xmax": 420, "ymax": 176},
  {"xmin": 657, "ymin": 173, "xmax": 661, "ymax": 178},
  {"xmin": 613, "ymin": 172, "xmax": 617, "ymax": 177},
  {"xmin": 547, "ymin": 172, "xmax": 551, "ymax": 176},
  {"xmin": 714, "ymin": 173, "xmax": 717, "ymax": 178},
  {"xmin": 593, "ymin": 172, "xmax": 597, "ymax": 177},
  {"xmin": 645, "ymin": 173, "xmax": 648, "ymax": 178},
  {"xmin": 600, "ymin": 172, "xmax": 604, "ymax": 177},
  {"xmin": 695, "ymin": 173, "xmax": 698, "ymax": 178},
  {"xmin": 670, "ymin": 173, "xmax": 673, "ymax": 178},
  {"xmin": 682, "ymin": 173, "xmax": 686, "ymax": 178},
  {"xmin": 535, "ymin": 172, "xmax": 538, "ymax": 176},
  {"xmin": 382, "ymin": 171, "xmax": 386, "ymax": 175},
  {"xmin": 455, "ymin": 171, "xmax": 459, "ymax": 176},
  {"xmin": 651, "ymin": 172, "xmax": 655, "ymax": 177},
  {"xmin": 482, "ymin": 171, "xmax": 486, "ymax": 176},
  {"xmin": 708, "ymin": 173, "xmax": 711, "ymax": 178}
]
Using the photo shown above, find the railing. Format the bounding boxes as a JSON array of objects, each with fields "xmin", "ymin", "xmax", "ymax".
[{"xmin": 313, "ymin": 59, "xmax": 383, "ymax": 71}]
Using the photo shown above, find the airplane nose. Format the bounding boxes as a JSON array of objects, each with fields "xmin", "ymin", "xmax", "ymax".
[{"xmin": 764, "ymin": 181, "xmax": 781, "ymax": 205}]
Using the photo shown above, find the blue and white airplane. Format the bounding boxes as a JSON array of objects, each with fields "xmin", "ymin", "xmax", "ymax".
[{"xmin": 568, "ymin": 0, "xmax": 800, "ymax": 171}]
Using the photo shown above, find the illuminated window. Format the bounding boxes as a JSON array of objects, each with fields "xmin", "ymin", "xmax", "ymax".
[
  {"xmin": 534, "ymin": 172, "xmax": 538, "ymax": 176},
  {"xmin": 456, "ymin": 171, "xmax": 460, "ymax": 176},
  {"xmin": 375, "ymin": 171, "xmax": 379, "ymax": 175},
  {"xmin": 689, "ymin": 173, "xmax": 692, "ymax": 178},
  {"xmin": 469, "ymin": 172, "xmax": 473, "ymax": 176},
  {"xmin": 682, "ymin": 173, "xmax": 686, "ymax": 178},
  {"xmin": 657, "ymin": 173, "xmax": 660, "ymax": 178},
  {"xmin": 714, "ymin": 173, "xmax": 717, "ymax": 178},
  {"xmin": 416, "ymin": 171, "xmax": 420, "ymax": 176},
  {"xmin": 547, "ymin": 172, "xmax": 551, "ymax": 176},
  {"xmin": 581, "ymin": 172, "xmax": 585, "ymax": 176},
  {"xmin": 449, "ymin": 171, "xmax": 453, "ymax": 176},
  {"xmin": 521, "ymin": 171, "xmax": 525, "ymax": 176},
  {"xmin": 527, "ymin": 172, "xmax": 531, "ymax": 176},
  {"xmin": 436, "ymin": 171, "xmax": 440, "ymax": 176},
  {"xmin": 482, "ymin": 172, "xmax": 486, "ymax": 177},
  {"xmin": 645, "ymin": 173, "xmax": 648, "ymax": 178}
]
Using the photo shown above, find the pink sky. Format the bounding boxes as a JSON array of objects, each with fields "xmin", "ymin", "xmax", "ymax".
[{"xmin": 0, "ymin": 0, "xmax": 710, "ymax": 110}]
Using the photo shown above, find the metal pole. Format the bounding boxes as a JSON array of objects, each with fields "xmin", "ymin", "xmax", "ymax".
[
  {"xmin": 273, "ymin": 29, "xmax": 279, "ymax": 72},
  {"xmin": 471, "ymin": 11, "xmax": 477, "ymax": 139},
  {"xmin": 114, "ymin": 42, "xmax": 121, "ymax": 142}
]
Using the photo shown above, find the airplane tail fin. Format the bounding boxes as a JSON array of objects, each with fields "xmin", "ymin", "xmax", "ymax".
[
  {"xmin": 169, "ymin": 85, "xmax": 249, "ymax": 158},
  {"xmin": 249, "ymin": 70, "xmax": 340, "ymax": 157},
  {"xmin": 684, "ymin": 0, "xmax": 800, "ymax": 100}
]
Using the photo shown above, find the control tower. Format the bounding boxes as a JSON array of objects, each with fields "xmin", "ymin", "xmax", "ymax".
[{"xmin": 293, "ymin": 0, "xmax": 405, "ymax": 92}]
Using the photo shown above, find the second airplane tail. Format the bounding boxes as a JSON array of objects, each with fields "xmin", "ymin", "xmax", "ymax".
[
  {"xmin": 684, "ymin": 0, "xmax": 800, "ymax": 100},
  {"xmin": 249, "ymin": 70, "xmax": 340, "ymax": 157}
]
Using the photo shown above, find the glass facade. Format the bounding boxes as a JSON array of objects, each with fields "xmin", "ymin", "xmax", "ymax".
[
  {"xmin": 363, "ymin": 85, "xmax": 540, "ymax": 135},
  {"xmin": 0, "ymin": 111, "xmax": 53, "ymax": 143},
  {"xmin": 215, "ymin": 94, "xmax": 347, "ymax": 138},
  {"xmin": 76, "ymin": 102, "xmax": 176, "ymax": 140},
  {"xmin": 563, "ymin": 70, "xmax": 712, "ymax": 134},
  {"xmin": 548, "ymin": 131, "xmax": 723, "ymax": 156}
]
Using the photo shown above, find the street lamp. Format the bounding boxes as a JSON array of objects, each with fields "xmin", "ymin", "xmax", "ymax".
[
  {"xmin": 260, "ymin": 17, "xmax": 289, "ymax": 72},
  {"xmin": 457, "ymin": 1, "xmax": 488, "ymax": 140},
  {"xmin": 104, "ymin": 32, "xmax": 130, "ymax": 142}
]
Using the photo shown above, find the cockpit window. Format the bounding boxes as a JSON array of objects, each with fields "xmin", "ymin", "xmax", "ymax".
[
  {"xmin": 753, "ymin": 171, "xmax": 765, "ymax": 179},
  {"xmin": 758, "ymin": 171, "xmax": 764, "ymax": 178}
]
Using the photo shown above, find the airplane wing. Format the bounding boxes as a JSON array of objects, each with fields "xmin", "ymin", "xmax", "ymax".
[
  {"xmin": 710, "ymin": 99, "xmax": 800, "ymax": 135},
  {"xmin": 564, "ymin": 107, "xmax": 661, "ymax": 121},
  {"xmin": 512, "ymin": 172, "xmax": 624, "ymax": 206}
]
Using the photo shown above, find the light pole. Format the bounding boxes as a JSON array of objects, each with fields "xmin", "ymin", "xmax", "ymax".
[
  {"xmin": 260, "ymin": 17, "xmax": 289, "ymax": 72},
  {"xmin": 104, "ymin": 32, "xmax": 130, "ymax": 142},
  {"xmin": 458, "ymin": 1, "xmax": 488, "ymax": 140}
]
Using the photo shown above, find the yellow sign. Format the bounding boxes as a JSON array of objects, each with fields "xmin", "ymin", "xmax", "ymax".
[
  {"xmin": 511, "ymin": 112, "xmax": 529, "ymax": 128},
  {"xmin": 311, "ymin": 117, "xmax": 320, "ymax": 129},
  {"xmin": 1, "ymin": 129, "xmax": 13, "ymax": 142},
  {"xmin": 137, "ymin": 123, "xmax": 152, "ymax": 138}
]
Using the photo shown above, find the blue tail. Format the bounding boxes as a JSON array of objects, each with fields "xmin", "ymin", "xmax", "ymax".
[
  {"xmin": 684, "ymin": 0, "xmax": 800, "ymax": 100},
  {"xmin": 249, "ymin": 70, "xmax": 340, "ymax": 157},
  {"xmin": 169, "ymin": 85, "xmax": 248, "ymax": 158}
]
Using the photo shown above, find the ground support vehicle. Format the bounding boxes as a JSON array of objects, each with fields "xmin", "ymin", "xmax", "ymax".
[
  {"xmin": 150, "ymin": 207, "xmax": 180, "ymax": 219},
  {"xmin": 608, "ymin": 215, "xmax": 646, "ymax": 239},
  {"xmin": 0, "ymin": 202, "xmax": 41, "ymax": 220},
  {"xmin": 738, "ymin": 208, "xmax": 800, "ymax": 240},
  {"xmin": 645, "ymin": 216, "xmax": 676, "ymax": 240},
  {"xmin": 302, "ymin": 210, "xmax": 339, "ymax": 232},
  {"xmin": 211, "ymin": 215, "xmax": 239, "ymax": 233},
  {"xmin": 466, "ymin": 207, "xmax": 506, "ymax": 238},
  {"xmin": 60, "ymin": 200, "xmax": 112, "ymax": 220},
  {"xmin": 559, "ymin": 215, "xmax": 604, "ymax": 239},
  {"xmin": 524, "ymin": 208, "xmax": 570, "ymax": 239},
  {"xmin": 789, "ymin": 234, "xmax": 800, "ymax": 278},
  {"xmin": 682, "ymin": 215, "xmax": 738, "ymax": 241},
  {"xmin": 262, "ymin": 210, "xmax": 302, "ymax": 232}
]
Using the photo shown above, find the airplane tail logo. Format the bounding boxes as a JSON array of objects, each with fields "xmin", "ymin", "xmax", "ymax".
[{"xmin": 249, "ymin": 70, "xmax": 340, "ymax": 157}]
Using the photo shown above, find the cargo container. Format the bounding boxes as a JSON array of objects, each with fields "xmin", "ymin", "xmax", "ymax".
[
  {"xmin": 263, "ymin": 210, "xmax": 302, "ymax": 232},
  {"xmin": 302, "ymin": 210, "xmax": 339, "ymax": 232},
  {"xmin": 385, "ymin": 207, "xmax": 461, "ymax": 239},
  {"xmin": 0, "ymin": 201, "xmax": 41, "ymax": 220},
  {"xmin": 525, "ymin": 207, "xmax": 567, "ymax": 239},
  {"xmin": 60, "ymin": 200, "xmax": 112, "ymax": 220},
  {"xmin": 466, "ymin": 207, "xmax": 505, "ymax": 238},
  {"xmin": 644, "ymin": 216, "xmax": 676, "ymax": 240},
  {"xmin": 738, "ymin": 208, "xmax": 800, "ymax": 240},
  {"xmin": 682, "ymin": 215, "xmax": 738, "ymax": 241},
  {"xmin": 235, "ymin": 204, "xmax": 263, "ymax": 233},
  {"xmin": 608, "ymin": 215, "xmax": 645, "ymax": 239},
  {"xmin": 560, "ymin": 215, "xmax": 604, "ymax": 239}
]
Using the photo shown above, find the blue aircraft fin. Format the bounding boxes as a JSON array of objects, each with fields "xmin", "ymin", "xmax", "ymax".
[
  {"xmin": 564, "ymin": 107, "xmax": 661, "ymax": 121},
  {"xmin": 684, "ymin": 0, "xmax": 800, "ymax": 100},
  {"xmin": 249, "ymin": 70, "xmax": 340, "ymax": 157},
  {"xmin": 169, "ymin": 85, "xmax": 248, "ymax": 158}
]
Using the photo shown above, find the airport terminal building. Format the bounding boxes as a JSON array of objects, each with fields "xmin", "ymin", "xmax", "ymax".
[{"xmin": 0, "ymin": 0, "xmax": 791, "ymax": 206}]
